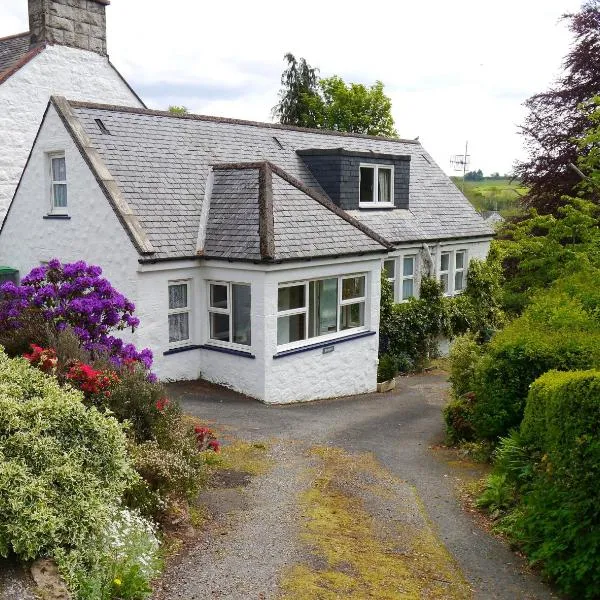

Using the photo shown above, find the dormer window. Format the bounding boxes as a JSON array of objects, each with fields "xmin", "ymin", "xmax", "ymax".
[{"xmin": 359, "ymin": 164, "xmax": 394, "ymax": 208}]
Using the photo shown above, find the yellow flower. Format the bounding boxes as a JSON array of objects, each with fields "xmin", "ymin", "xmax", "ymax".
[{"xmin": 114, "ymin": 578, "xmax": 122, "ymax": 586}]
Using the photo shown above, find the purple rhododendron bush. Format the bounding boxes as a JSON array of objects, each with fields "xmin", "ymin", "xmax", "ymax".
[{"xmin": 0, "ymin": 260, "xmax": 220, "ymax": 599}]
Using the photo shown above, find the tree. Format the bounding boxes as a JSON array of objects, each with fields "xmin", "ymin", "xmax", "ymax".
[
  {"xmin": 273, "ymin": 54, "xmax": 398, "ymax": 137},
  {"xmin": 168, "ymin": 105, "xmax": 188, "ymax": 115},
  {"xmin": 514, "ymin": 1, "xmax": 600, "ymax": 213},
  {"xmin": 272, "ymin": 53, "xmax": 321, "ymax": 128},
  {"xmin": 465, "ymin": 170, "xmax": 484, "ymax": 181}
]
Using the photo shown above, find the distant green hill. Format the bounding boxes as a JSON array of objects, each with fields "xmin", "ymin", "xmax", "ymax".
[{"xmin": 451, "ymin": 177, "xmax": 526, "ymax": 218}]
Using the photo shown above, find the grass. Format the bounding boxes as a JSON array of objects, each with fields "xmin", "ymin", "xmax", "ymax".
[
  {"xmin": 213, "ymin": 440, "xmax": 273, "ymax": 476},
  {"xmin": 281, "ymin": 446, "xmax": 471, "ymax": 599},
  {"xmin": 451, "ymin": 177, "xmax": 527, "ymax": 218}
]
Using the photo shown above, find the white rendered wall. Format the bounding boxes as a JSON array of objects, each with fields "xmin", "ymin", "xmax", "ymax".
[
  {"xmin": 0, "ymin": 104, "xmax": 140, "ymax": 316},
  {"xmin": 0, "ymin": 44, "xmax": 142, "ymax": 221}
]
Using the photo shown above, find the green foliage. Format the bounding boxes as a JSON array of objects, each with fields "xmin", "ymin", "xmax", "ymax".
[
  {"xmin": 168, "ymin": 106, "xmax": 188, "ymax": 115},
  {"xmin": 273, "ymin": 54, "xmax": 397, "ymax": 136},
  {"xmin": 377, "ymin": 353, "xmax": 396, "ymax": 383},
  {"xmin": 443, "ymin": 396, "xmax": 476, "ymax": 445},
  {"xmin": 471, "ymin": 289, "xmax": 600, "ymax": 440},
  {"xmin": 475, "ymin": 473, "xmax": 517, "ymax": 517},
  {"xmin": 452, "ymin": 177, "xmax": 525, "ymax": 217},
  {"xmin": 0, "ymin": 350, "xmax": 135, "ymax": 561},
  {"xmin": 448, "ymin": 333, "xmax": 482, "ymax": 398}
]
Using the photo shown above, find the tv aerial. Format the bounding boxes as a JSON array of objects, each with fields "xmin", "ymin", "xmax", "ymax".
[{"xmin": 450, "ymin": 141, "xmax": 470, "ymax": 192}]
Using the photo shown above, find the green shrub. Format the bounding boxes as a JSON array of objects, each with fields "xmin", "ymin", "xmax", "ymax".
[
  {"xmin": 471, "ymin": 292, "xmax": 600, "ymax": 440},
  {"xmin": 448, "ymin": 333, "xmax": 482, "ymax": 398},
  {"xmin": 511, "ymin": 370, "xmax": 600, "ymax": 598},
  {"xmin": 0, "ymin": 349, "xmax": 135, "ymax": 561},
  {"xmin": 443, "ymin": 395, "xmax": 476, "ymax": 444},
  {"xmin": 475, "ymin": 473, "xmax": 517, "ymax": 518},
  {"xmin": 377, "ymin": 353, "xmax": 397, "ymax": 383}
]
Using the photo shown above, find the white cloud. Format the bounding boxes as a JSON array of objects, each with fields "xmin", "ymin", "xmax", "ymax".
[{"xmin": 1, "ymin": 0, "xmax": 583, "ymax": 174}]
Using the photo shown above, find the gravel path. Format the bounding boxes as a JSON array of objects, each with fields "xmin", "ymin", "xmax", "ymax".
[{"xmin": 162, "ymin": 373, "xmax": 560, "ymax": 600}]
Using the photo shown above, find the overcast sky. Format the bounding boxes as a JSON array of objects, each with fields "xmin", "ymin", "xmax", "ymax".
[{"xmin": 1, "ymin": 0, "xmax": 583, "ymax": 175}]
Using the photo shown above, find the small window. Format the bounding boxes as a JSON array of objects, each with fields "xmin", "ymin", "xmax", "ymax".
[
  {"xmin": 359, "ymin": 165, "xmax": 394, "ymax": 207},
  {"xmin": 168, "ymin": 281, "xmax": 191, "ymax": 345},
  {"xmin": 401, "ymin": 255, "xmax": 416, "ymax": 301},
  {"xmin": 454, "ymin": 250, "xmax": 467, "ymax": 292},
  {"xmin": 208, "ymin": 282, "xmax": 251, "ymax": 347},
  {"xmin": 277, "ymin": 274, "xmax": 367, "ymax": 347},
  {"xmin": 439, "ymin": 252, "xmax": 450, "ymax": 294},
  {"xmin": 383, "ymin": 259, "xmax": 396, "ymax": 283},
  {"xmin": 49, "ymin": 153, "xmax": 67, "ymax": 214}
]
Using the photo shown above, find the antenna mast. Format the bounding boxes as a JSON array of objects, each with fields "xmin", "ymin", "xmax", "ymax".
[{"xmin": 450, "ymin": 141, "xmax": 470, "ymax": 192}]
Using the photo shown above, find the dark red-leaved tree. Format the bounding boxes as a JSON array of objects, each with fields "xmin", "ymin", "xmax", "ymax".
[{"xmin": 515, "ymin": 0, "xmax": 600, "ymax": 213}]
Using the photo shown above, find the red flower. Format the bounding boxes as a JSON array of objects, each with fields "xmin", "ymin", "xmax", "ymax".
[
  {"xmin": 207, "ymin": 440, "xmax": 220, "ymax": 453},
  {"xmin": 156, "ymin": 397, "xmax": 170, "ymax": 412},
  {"xmin": 23, "ymin": 344, "xmax": 57, "ymax": 373}
]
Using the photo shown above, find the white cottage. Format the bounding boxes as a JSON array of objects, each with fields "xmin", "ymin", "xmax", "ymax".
[
  {"xmin": 0, "ymin": 0, "xmax": 143, "ymax": 221},
  {"xmin": 0, "ymin": 96, "xmax": 493, "ymax": 403}
]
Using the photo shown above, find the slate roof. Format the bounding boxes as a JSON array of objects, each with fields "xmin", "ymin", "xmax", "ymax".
[
  {"xmin": 0, "ymin": 32, "xmax": 37, "ymax": 83},
  {"xmin": 50, "ymin": 97, "xmax": 492, "ymax": 261}
]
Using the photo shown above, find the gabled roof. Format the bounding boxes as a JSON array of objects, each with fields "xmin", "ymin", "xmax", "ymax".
[
  {"xmin": 46, "ymin": 96, "xmax": 492, "ymax": 262},
  {"xmin": 0, "ymin": 32, "xmax": 44, "ymax": 85},
  {"xmin": 202, "ymin": 162, "xmax": 390, "ymax": 262}
]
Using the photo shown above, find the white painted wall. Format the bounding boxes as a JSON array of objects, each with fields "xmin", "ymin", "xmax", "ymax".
[
  {"xmin": 0, "ymin": 104, "xmax": 140, "ymax": 310},
  {"xmin": 0, "ymin": 44, "xmax": 142, "ymax": 221}
]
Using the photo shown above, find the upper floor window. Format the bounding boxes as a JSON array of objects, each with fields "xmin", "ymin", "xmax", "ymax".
[
  {"xmin": 49, "ymin": 153, "xmax": 67, "ymax": 214},
  {"xmin": 208, "ymin": 282, "xmax": 251, "ymax": 347},
  {"xmin": 359, "ymin": 165, "xmax": 393, "ymax": 207},
  {"xmin": 277, "ymin": 274, "xmax": 367, "ymax": 347},
  {"xmin": 168, "ymin": 281, "xmax": 191, "ymax": 346}
]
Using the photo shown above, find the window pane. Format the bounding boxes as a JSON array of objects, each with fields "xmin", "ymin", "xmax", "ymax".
[
  {"xmin": 277, "ymin": 313, "xmax": 306, "ymax": 345},
  {"xmin": 440, "ymin": 273, "xmax": 449, "ymax": 293},
  {"xmin": 52, "ymin": 157, "xmax": 66, "ymax": 181},
  {"xmin": 378, "ymin": 168, "xmax": 392, "ymax": 203},
  {"xmin": 53, "ymin": 184, "xmax": 67, "ymax": 208},
  {"xmin": 342, "ymin": 276, "xmax": 365, "ymax": 300},
  {"xmin": 402, "ymin": 278, "xmax": 414, "ymax": 300},
  {"xmin": 232, "ymin": 284, "xmax": 251, "ymax": 346},
  {"xmin": 309, "ymin": 278, "xmax": 338, "ymax": 338},
  {"xmin": 384, "ymin": 259, "xmax": 395, "ymax": 279},
  {"xmin": 210, "ymin": 284, "xmax": 228, "ymax": 309},
  {"xmin": 403, "ymin": 256, "xmax": 414, "ymax": 276},
  {"xmin": 455, "ymin": 271, "xmax": 465, "ymax": 292},
  {"xmin": 169, "ymin": 312, "xmax": 189, "ymax": 343},
  {"xmin": 440, "ymin": 253, "xmax": 450, "ymax": 272},
  {"xmin": 169, "ymin": 284, "xmax": 188, "ymax": 309},
  {"xmin": 278, "ymin": 285, "xmax": 305, "ymax": 311},
  {"xmin": 210, "ymin": 312, "xmax": 230, "ymax": 342},
  {"xmin": 360, "ymin": 167, "xmax": 374, "ymax": 202},
  {"xmin": 456, "ymin": 251, "xmax": 465, "ymax": 270},
  {"xmin": 340, "ymin": 302, "xmax": 364, "ymax": 330}
]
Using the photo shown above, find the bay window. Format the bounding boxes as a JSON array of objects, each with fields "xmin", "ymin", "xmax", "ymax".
[
  {"xmin": 359, "ymin": 165, "xmax": 393, "ymax": 207},
  {"xmin": 277, "ymin": 274, "xmax": 367, "ymax": 346},
  {"xmin": 208, "ymin": 281, "xmax": 251, "ymax": 346},
  {"xmin": 168, "ymin": 281, "xmax": 191, "ymax": 345}
]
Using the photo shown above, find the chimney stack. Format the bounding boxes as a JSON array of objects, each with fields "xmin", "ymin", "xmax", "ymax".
[{"xmin": 28, "ymin": 0, "xmax": 110, "ymax": 55}]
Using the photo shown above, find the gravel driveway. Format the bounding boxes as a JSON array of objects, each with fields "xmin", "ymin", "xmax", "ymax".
[{"xmin": 161, "ymin": 372, "xmax": 558, "ymax": 600}]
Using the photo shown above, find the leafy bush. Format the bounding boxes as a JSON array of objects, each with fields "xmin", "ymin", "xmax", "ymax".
[
  {"xmin": 470, "ymin": 291, "xmax": 600, "ymax": 440},
  {"xmin": 443, "ymin": 395, "xmax": 476, "ymax": 444},
  {"xmin": 448, "ymin": 333, "xmax": 482, "ymax": 398},
  {"xmin": 56, "ymin": 508, "xmax": 161, "ymax": 600},
  {"xmin": 377, "ymin": 353, "xmax": 396, "ymax": 383},
  {"xmin": 475, "ymin": 473, "xmax": 517, "ymax": 518},
  {"xmin": 0, "ymin": 349, "xmax": 135, "ymax": 561},
  {"xmin": 506, "ymin": 370, "xmax": 600, "ymax": 598}
]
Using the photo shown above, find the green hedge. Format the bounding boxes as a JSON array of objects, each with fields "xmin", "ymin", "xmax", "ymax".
[
  {"xmin": 516, "ymin": 370, "xmax": 600, "ymax": 598},
  {"xmin": 471, "ymin": 291, "xmax": 600, "ymax": 440}
]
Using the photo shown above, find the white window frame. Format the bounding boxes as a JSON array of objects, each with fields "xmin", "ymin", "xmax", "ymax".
[
  {"xmin": 383, "ymin": 258, "xmax": 396, "ymax": 290},
  {"xmin": 359, "ymin": 164, "xmax": 394, "ymax": 208},
  {"xmin": 48, "ymin": 152, "xmax": 68, "ymax": 215},
  {"xmin": 207, "ymin": 281, "xmax": 252, "ymax": 349},
  {"xmin": 400, "ymin": 254, "xmax": 417, "ymax": 301},
  {"xmin": 454, "ymin": 250, "xmax": 468, "ymax": 293},
  {"xmin": 439, "ymin": 251, "xmax": 451, "ymax": 296},
  {"xmin": 277, "ymin": 273, "xmax": 368, "ymax": 350},
  {"xmin": 168, "ymin": 280, "xmax": 192, "ymax": 348}
]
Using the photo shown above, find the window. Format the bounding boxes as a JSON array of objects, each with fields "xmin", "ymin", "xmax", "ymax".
[
  {"xmin": 277, "ymin": 274, "xmax": 367, "ymax": 346},
  {"xmin": 359, "ymin": 165, "xmax": 393, "ymax": 207},
  {"xmin": 401, "ymin": 255, "xmax": 416, "ymax": 300},
  {"xmin": 208, "ymin": 282, "xmax": 251, "ymax": 347},
  {"xmin": 439, "ymin": 252, "xmax": 450, "ymax": 294},
  {"xmin": 49, "ymin": 153, "xmax": 67, "ymax": 214},
  {"xmin": 454, "ymin": 250, "xmax": 467, "ymax": 292},
  {"xmin": 383, "ymin": 259, "xmax": 396, "ymax": 285},
  {"xmin": 168, "ymin": 281, "xmax": 191, "ymax": 345}
]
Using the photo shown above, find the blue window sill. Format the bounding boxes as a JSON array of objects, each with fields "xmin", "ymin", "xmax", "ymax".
[
  {"xmin": 273, "ymin": 330, "xmax": 376, "ymax": 359},
  {"xmin": 163, "ymin": 344, "xmax": 202, "ymax": 356},
  {"xmin": 43, "ymin": 214, "xmax": 71, "ymax": 220},
  {"xmin": 199, "ymin": 344, "xmax": 255, "ymax": 359}
]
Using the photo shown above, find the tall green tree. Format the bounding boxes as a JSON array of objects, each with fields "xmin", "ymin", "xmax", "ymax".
[{"xmin": 273, "ymin": 54, "xmax": 398, "ymax": 137}]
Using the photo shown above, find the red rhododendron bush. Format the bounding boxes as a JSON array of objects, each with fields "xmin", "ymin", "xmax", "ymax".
[{"xmin": 0, "ymin": 261, "xmax": 221, "ymax": 599}]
